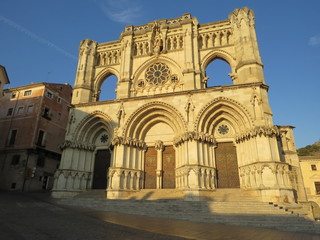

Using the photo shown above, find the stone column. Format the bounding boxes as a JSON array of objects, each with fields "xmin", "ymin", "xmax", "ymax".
[{"xmin": 155, "ymin": 140, "xmax": 164, "ymax": 189}]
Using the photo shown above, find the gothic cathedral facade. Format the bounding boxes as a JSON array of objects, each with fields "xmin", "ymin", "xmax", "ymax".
[{"xmin": 52, "ymin": 7, "xmax": 307, "ymax": 203}]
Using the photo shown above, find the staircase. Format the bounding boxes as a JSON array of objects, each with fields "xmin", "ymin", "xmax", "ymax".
[{"xmin": 58, "ymin": 189, "xmax": 320, "ymax": 235}]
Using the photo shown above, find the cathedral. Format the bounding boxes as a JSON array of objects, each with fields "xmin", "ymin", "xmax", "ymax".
[{"xmin": 52, "ymin": 7, "xmax": 307, "ymax": 204}]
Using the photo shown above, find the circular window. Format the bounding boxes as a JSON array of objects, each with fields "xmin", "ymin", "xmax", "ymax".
[
  {"xmin": 137, "ymin": 80, "xmax": 145, "ymax": 88},
  {"xmin": 171, "ymin": 74, "xmax": 179, "ymax": 83},
  {"xmin": 145, "ymin": 63, "xmax": 171, "ymax": 85},
  {"xmin": 218, "ymin": 124, "xmax": 229, "ymax": 135},
  {"xmin": 100, "ymin": 134, "xmax": 109, "ymax": 143}
]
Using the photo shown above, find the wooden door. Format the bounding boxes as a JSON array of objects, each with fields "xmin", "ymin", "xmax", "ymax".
[
  {"xmin": 162, "ymin": 146, "xmax": 175, "ymax": 189},
  {"xmin": 215, "ymin": 142, "xmax": 240, "ymax": 188},
  {"xmin": 92, "ymin": 150, "xmax": 111, "ymax": 189},
  {"xmin": 144, "ymin": 147, "xmax": 157, "ymax": 189}
]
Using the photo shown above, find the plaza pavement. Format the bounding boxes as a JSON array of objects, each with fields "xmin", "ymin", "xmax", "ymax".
[{"xmin": 1, "ymin": 191, "xmax": 320, "ymax": 240}]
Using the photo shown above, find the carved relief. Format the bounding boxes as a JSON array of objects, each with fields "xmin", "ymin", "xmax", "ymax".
[
  {"xmin": 235, "ymin": 126, "xmax": 281, "ymax": 143},
  {"xmin": 152, "ymin": 23, "xmax": 164, "ymax": 55},
  {"xmin": 155, "ymin": 140, "xmax": 164, "ymax": 151},
  {"xmin": 174, "ymin": 131, "xmax": 215, "ymax": 146}
]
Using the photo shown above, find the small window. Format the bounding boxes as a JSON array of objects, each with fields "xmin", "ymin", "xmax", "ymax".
[
  {"xmin": 24, "ymin": 90, "xmax": 32, "ymax": 96},
  {"xmin": 37, "ymin": 130, "xmax": 45, "ymax": 146},
  {"xmin": 27, "ymin": 105, "xmax": 34, "ymax": 113},
  {"xmin": 315, "ymin": 182, "xmax": 320, "ymax": 195},
  {"xmin": 311, "ymin": 164, "xmax": 317, "ymax": 171},
  {"xmin": 7, "ymin": 108, "xmax": 13, "ymax": 116},
  {"xmin": 11, "ymin": 93, "xmax": 16, "ymax": 98},
  {"xmin": 11, "ymin": 155, "xmax": 20, "ymax": 165},
  {"xmin": 42, "ymin": 108, "xmax": 51, "ymax": 119},
  {"xmin": 57, "ymin": 97, "xmax": 62, "ymax": 103},
  {"xmin": 37, "ymin": 156, "xmax": 45, "ymax": 167},
  {"xmin": 11, "ymin": 183, "xmax": 16, "ymax": 189},
  {"xmin": 8, "ymin": 129, "xmax": 17, "ymax": 145},
  {"xmin": 17, "ymin": 107, "xmax": 24, "ymax": 115},
  {"xmin": 46, "ymin": 91, "xmax": 53, "ymax": 99}
]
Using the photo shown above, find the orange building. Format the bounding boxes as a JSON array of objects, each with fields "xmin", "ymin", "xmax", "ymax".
[{"xmin": 0, "ymin": 82, "xmax": 72, "ymax": 191}]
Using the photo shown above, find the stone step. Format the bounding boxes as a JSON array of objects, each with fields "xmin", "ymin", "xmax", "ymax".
[
  {"xmin": 128, "ymin": 189, "xmax": 185, "ymax": 200},
  {"xmin": 58, "ymin": 197, "xmax": 320, "ymax": 234},
  {"xmin": 126, "ymin": 188, "xmax": 261, "ymax": 201},
  {"xmin": 74, "ymin": 190, "xmax": 106, "ymax": 198}
]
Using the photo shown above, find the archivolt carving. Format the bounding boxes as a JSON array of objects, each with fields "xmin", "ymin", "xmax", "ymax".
[
  {"xmin": 73, "ymin": 110, "xmax": 114, "ymax": 143},
  {"xmin": 195, "ymin": 96, "xmax": 254, "ymax": 133},
  {"xmin": 235, "ymin": 126, "xmax": 281, "ymax": 143},
  {"xmin": 122, "ymin": 101, "xmax": 187, "ymax": 139}
]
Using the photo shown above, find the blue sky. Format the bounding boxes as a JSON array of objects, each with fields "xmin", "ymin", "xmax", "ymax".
[{"xmin": 1, "ymin": 0, "xmax": 319, "ymax": 148}]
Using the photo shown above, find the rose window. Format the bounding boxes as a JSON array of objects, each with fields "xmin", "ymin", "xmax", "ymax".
[
  {"xmin": 145, "ymin": 63, "xmax": 171, "ymax": 85},
  {"xmin": 100, "ymin": 134, "xmax": 109, "ymax": 143},
  {"xmin": 218, "ymin": 124, "xmax": 229, "ymax": 135}
]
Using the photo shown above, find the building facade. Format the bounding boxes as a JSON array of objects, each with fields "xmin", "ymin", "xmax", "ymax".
[
  {"xmin": 300, "ymin": 155, "xmax": 320, "ymax": 206},
  {"xmin": 0, "ymin": 83, "xmax": 72, "ymax": 191},
  {"xmin": 52, "ymin": 7, "xmax": 307, "ymax": 203}
]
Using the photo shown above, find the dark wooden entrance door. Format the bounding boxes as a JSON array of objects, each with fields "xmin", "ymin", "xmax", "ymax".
[
  {"xmin": 92, "ymin": 150, "xmax": 111, "ymax": 189},
  {"xmin": 144, "ymin": 147, "xmax": 157, "ymax": 189},
  {"xmin": 162, "ymin": 146, "xmax": 175, "ymax": 189},
  {"xmin": 215, "ymin": 142, "xmax": 240, "ymax": 188}
]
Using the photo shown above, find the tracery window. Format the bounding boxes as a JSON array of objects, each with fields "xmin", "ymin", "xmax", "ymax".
[
  {"xmin": 218, "ymin": 124, "xmax": 229, "ymax": 135},
  {"xmin": 145, "ymin": 63, "xmax": 171, "ymax": 85}
]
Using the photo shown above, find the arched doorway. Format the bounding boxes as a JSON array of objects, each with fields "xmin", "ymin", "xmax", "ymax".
[
  {"xmin": 144, "ymin": 145, "xmax": 176, "ymax": 189},
  {"xmin": 215, "ymin": 142, "xmax": 240, "ymax": 188},
  {"xmin": 143, "ymin": 121, "xmax": 176, "ymax": 189},
  {"xmin": 162, "ymin": 145, "xmax": 175, "ymax": 189},
  {"xmin": 92, "ymin": 149, "xmax": 111, "ymax": 189},
  {"xmin": 196, "ymin": 98, "xmax": 253, "ymax": 189}
]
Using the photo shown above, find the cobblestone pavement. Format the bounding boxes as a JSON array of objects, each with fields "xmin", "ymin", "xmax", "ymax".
[{"xmin": 1, "ymin": 191, "xmax": 320, "ymax": 240}]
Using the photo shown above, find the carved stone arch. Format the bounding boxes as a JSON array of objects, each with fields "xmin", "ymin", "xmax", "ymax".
[
  {"xmin": 201, "ymin": 50, "xmax": 236, "ymax": 76},
  {"xmin": 73, "ymin": 110, "xmax": 114, "ymax": 144},
  {"xmin": 123, "ymin": 101, "xmax": 187, "ymax": 139},
  {"xmin": 93, "ymin": 67, "xmax": 120, "ymax": 94},
  {"xmin": 131, "ymin": 56, "xmax": 183, "ymax": 83},
  {"xmin": 195, "ymin": 97, "xmax": 254, "ymax": 134}
]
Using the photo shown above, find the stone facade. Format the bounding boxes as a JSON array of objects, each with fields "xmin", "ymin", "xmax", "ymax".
[{"xmin": 52, "ymin": 7, "xmax": 307, "ymax": 204}]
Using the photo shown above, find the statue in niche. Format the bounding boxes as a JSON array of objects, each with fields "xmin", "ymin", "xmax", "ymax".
[{"xmin": 152, "ymin": 23, "xmax": 163, "ymax": 55}]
